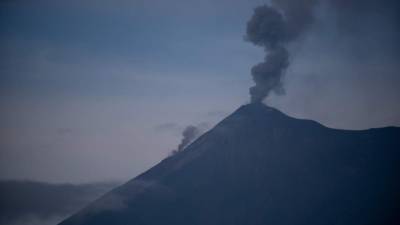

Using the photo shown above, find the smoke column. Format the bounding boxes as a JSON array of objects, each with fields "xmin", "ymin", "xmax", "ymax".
[{"xmin": 246, "ymin": 0, "xmax": 317, "ymax": 103}]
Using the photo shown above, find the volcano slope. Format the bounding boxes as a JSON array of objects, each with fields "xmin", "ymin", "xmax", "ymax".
[{"xmin": 59, "ymin": 103, "xmax": 400, "ymax": 225}]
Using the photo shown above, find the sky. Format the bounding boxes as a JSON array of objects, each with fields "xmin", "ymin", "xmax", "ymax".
[{"xmin": 1, "ymin": 0, "xmax": 399, "ymax": 184}]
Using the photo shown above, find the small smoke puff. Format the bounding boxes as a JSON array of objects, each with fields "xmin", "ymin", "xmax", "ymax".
[
  {"xmin": 178, "ymin": 125, "xmax": 201, "ymax": 151},
  {"xmin": 171, "ymin": 124, "xmax": 208, "ymax": 155}
]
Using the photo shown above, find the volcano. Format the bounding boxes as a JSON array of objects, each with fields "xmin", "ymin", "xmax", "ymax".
[{"xmin": 59, "ymin": 103, "xmax": 400, "ymax": 225}]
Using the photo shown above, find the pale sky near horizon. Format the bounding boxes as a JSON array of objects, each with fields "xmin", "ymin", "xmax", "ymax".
[{"xmin": 1, "ymin": 0, "xmax": 399, "ymax": 183}]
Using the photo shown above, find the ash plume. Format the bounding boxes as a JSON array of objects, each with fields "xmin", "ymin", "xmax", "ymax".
[{"xmin": 246, "ymin": 0, "xmax": 317, "ymax": 103}]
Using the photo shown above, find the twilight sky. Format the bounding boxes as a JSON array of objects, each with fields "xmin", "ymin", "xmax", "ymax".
[{"xmin": 1, "ymin": 0, "xmax": 399, "ymax": 183}]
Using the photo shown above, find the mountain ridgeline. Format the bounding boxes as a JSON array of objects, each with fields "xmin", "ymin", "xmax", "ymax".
[{"xmin": 59, "ymin": 103, "xmax": 400, "ymax": 225}]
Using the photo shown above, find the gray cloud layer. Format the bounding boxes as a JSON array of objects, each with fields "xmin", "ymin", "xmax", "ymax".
[{"xmin": 0, "ymin": 180, "xmax": 118, "ymax": 225}]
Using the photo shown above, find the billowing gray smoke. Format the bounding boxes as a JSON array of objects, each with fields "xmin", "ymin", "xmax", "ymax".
[
  {"xmin": 177, "ymin": 125, "xmax": 201, "ymax": 151},
  {"xmin": 170, "ymin": 123, "xmax": 208, "ymax": 155},
  {"xmin": 246, "ymin": 0, "xmax": 317, "ymax": 103}
]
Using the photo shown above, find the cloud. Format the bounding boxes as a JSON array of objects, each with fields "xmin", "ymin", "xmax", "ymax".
[
  {"xmin": 205, "ymin": 110, "xmax": 228, "ymax": 118},
  {"xmin": 0, "ymin": 180, "xmax": 119, "ymax": 225},
  {"xmin": 56, "ymin": 128, "xmax": 74, "ymax": 136},
  {"xmin": 5, "ymin": 215, "xmax": 64, "ymax": 225},
  {"xmin": 154, "ymin": 123, "xmax": 180, "ymax": 133}
]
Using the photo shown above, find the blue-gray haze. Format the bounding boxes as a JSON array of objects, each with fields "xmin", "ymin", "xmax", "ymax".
[{"xmin": 0, "ymin": 0, "xmax": 399, "ymax": 184}]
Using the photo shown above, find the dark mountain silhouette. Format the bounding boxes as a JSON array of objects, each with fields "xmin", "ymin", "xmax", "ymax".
[{"xmin": 59, "ymin": 103, "xmax": 400, "ymax": 225}]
